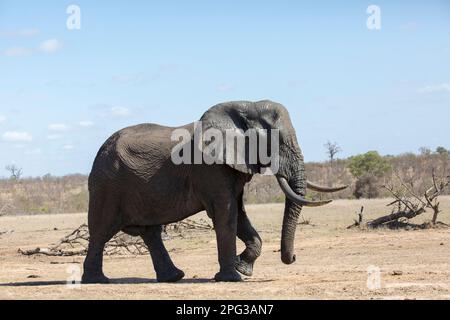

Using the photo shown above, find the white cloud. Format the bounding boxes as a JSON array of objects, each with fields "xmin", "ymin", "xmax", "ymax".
[
  {"xmin": 111, "ymin": 106, "xmax": 131, "ymax": 117},
  {"xmin": 419, "ymin": 83, "xmax": 450, "ymax": 94},
  {"xmin": 0, "ymin": 28, "xmax": 40, "ymax": 37},
  {"xmin": 0, "ymin": 115, "xmax": 5, "ymax": 124},
  {"xmin": 3, "ymin": 46, "xmax": 33, "ymax": 57},
  {"xmin": 47, "ymin": 134, "xmax": 62, "ymax": 140},
  {"xmin": 2, "ymin": 131, "xmax": 33, "ymax": 142},
  {"xmin": 3, "ymin": 37, "xmax": 62, "ymax": 57},
  {"xmin": 48, "ymin": 123, "xmax": 70, "ymax": 132},
  {"xmin": 39, "ymin": 39, "xmax": 63, "ymax": 53},
  {"xmin": 62, "ymin": 144, "xmax": 75, "ymax": 151},
  {"xmin": 78, "ymin": 121, "xmax": 94, "ymax": 127}
]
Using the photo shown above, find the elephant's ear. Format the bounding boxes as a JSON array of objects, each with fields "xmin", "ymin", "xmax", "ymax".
[{"xmin": 199, "ymin": 103, "xmax": 261, "ymax": 175}]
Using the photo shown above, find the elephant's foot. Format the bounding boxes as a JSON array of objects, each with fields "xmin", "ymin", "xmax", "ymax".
[
  {"xmin": 214, "ymin": 269, "xmax": 242, "ymax": 282},
  {"xmin": 235, "ymin": 256, "xmax": 254, "ymax": 277},
  {"xmin": 157, "ymin": 267, "xmax": 185, "ymax": 283},
  {"xmin": 81, "ymin": 272, "xmax": 110, "ymax": 284}
]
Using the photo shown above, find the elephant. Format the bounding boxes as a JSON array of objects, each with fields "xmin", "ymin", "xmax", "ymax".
[{"xmin": 82, "ymin": 100, "xmax": 346, "ymax": 283}]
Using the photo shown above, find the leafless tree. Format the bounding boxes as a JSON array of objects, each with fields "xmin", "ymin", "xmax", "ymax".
[
  {"xmin": 324, "ymin": 141, "xmax": 341, "ymax": 165},
  {"xmin": 419, "ymin": 146, "xmax": 432, "ymax": 156},
  {"xmin": 5, "ymin": 164, "xmax": 23, "ymax": 180}
]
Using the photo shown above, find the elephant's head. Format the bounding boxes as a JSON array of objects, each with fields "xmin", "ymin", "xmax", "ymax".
[{"xmin": 200, "ymin": 100, "xmax": 347, "ymax": 265}]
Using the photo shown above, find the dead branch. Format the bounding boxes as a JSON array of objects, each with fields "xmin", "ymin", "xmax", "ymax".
[
  {"xmin": 18, "ymin": 247, "xmax": 86, "ymax": 256},
  {"xmin": 347, "ymin": 206, "xmax": 365, "ymax": 229},
  {"xmin": 0, "ymin": 203, "xmax": 14, "ymax": 216},
  {"xmin": 367, "ymin": 208, "xmax": 426, "ymax": 228},
  {"xmin": 354, "ymin": 171, "xmax": 450, "ymax": 229},
  {"xmin": 19, "ymin": 219, "xmax": 213, "ymax": 257}
]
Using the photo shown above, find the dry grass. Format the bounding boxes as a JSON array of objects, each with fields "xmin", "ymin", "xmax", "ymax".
[
  {"xmin": 1, "ymin": 154, "xmax": 448, "ymax": 215},
  {"xmin": 0, "ymin": 175, "xmax": 88, "ymax": 215},
  {"xmin": 1, "ymin": 197, "xmax": 450, "ymax": 300}
]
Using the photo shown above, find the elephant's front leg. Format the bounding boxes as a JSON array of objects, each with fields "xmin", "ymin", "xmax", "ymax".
[
  {"xmin": 211, "ymin": 199, "xmax": 242, "ymax": 282},
  {"xmin": 236, "ymin": 199, "xmax": 262, "ymax": 277}
]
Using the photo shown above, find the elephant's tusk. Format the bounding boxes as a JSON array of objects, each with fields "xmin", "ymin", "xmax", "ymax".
[
  {"xmin": 306, "ymin": 181, "xmax": 348, "ymax": 193},
  {"xmin": 276, "ymin": 177, "xmax": 332, "ymax": 207}
]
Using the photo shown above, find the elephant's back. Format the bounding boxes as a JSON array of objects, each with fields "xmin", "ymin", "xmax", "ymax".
[
  {"xmin": 89, "ymin": 122, "xmax": 194, "ymax": 185},
  {"xmin": 89, "ymin": 122, "xmax": 199, "ymax": 224},
  {"xmin": 116, "ymin": 122, "xmax": 193, "ymax": 169}
]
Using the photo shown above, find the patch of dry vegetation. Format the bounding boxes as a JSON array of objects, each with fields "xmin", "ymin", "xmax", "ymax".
[
  {"xmin": 246, "ymin": 152, "xmax": 450, "ymax": 203},
  {"xmin": 0, "ymin": 153, "xmax": 449, "ymax": 215},
  {"xmin": 18, "ymin": 219, "xmax": 213, "ymax": 257},
  {"xmin": 0, "ymin": 174, "xmax": 88, "ymax": 215},
  {"xmin": 2, "ymin": 200, "xmax": 450, "ymax": 299}
]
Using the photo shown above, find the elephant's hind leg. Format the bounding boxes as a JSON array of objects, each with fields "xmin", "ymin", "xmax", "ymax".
[
  {"xmin": 82, "ymin": 193, "xmax": 121, "ymax": 284},
  {"xmin": 82, "ymin": 238, "xmax": 112, "ymax": 284},
  {"xmin": 141, "ymin": 225, "xmax": 185, "ymax": 283},
  {"xmin": 236, "ymin": 193, "xmax": 262, "ymax": 277}
]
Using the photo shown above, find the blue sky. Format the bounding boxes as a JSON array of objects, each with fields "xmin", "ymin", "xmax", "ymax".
[{"xmin": 0, "ymin": 1, "xmax": 449, "ymax": 177}]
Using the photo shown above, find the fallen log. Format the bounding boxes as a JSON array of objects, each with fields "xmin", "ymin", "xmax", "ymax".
[
  {"xmin": 18, "ymin": 247, "xmax": 86, "ymax": 256},
  {"xmin": 348, "ymin": 171, "xmax": 449, "ymax": 230},
  {"xmin": 367, "ymin": 208, "xmax": 425, "ymax": 228}
]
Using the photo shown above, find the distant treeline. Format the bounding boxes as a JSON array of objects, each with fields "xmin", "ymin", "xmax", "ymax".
[
  {"xmin": 0, "ymin": 152, "xmax": 449, "ymax": 215},
  {"xmin": 0, "ymin": 174, "xmax": 88, "ymax": 215}
]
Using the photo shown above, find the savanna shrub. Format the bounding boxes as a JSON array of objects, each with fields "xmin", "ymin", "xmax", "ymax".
[{"xmin": 347, "ymin": 151, "xmax": 391, "ymax": 199}]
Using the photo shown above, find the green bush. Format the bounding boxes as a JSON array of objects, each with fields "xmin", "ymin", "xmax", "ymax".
[
  {"xmin": 347, "ymin": 151, "xmax": 391, "ymax": 199},
  {"xmin": 436, "ymin": 146, "xmax": 449, "ymax": 157},
  {"xmin": 347, "ymin": 151, "xmax": 391, "ymax": 178}
]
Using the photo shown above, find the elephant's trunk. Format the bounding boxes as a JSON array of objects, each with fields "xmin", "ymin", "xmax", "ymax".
[
  {"xmin": 276, "ymin": 154, "xmax": 346, "ymax": 264},
  {"xmin": 276, "ymin": 151, "xmax": 307, "ymax": 265},
  {"xmin": 281, "ymin": 202, "xmax": 303, "ymax": 264},
  {"xmin": 279, "ymin": 172, "xmax": 305, "ymax": 265}
]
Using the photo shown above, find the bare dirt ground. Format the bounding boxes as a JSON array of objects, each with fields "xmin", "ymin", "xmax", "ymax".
[{"xmin": 1, "ymin": 197, "xmax": 450, "ymax": 300}]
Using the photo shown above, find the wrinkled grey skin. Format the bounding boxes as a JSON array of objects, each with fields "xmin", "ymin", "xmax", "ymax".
[{"xmin": 82, "ymin": 100, "xmax": 340, "ymax": 283}]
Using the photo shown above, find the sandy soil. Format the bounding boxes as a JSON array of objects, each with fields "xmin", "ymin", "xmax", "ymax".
[{"xmin": 1, "ymin": 197, "xmax": 450, "ymax": 300}]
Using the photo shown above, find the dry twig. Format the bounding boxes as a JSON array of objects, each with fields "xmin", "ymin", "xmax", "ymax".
[
  {"xmin": 350, "ymin": 171, "xmax": 450, "ymax": 229},
  {"xmin": 347, "ymin": 206, "xmax": 365, "ymax": 229},
  {"xmin": 19, "ymin": 219, "xmax": 213, "ymax": 257}
]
